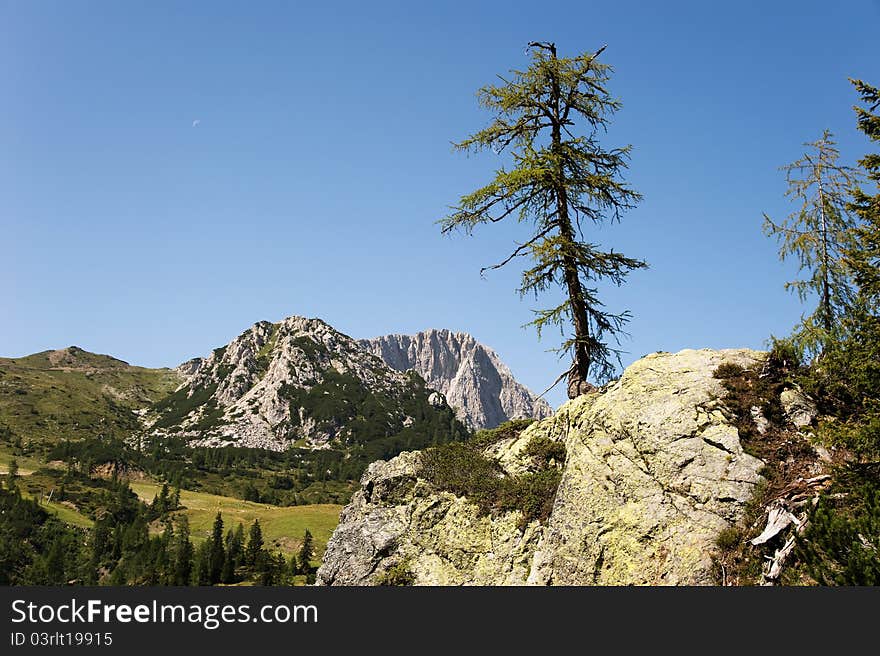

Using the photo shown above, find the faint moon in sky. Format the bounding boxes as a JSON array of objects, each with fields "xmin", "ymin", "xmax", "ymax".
[{"xmin": 192, "ymin": 119, "xmax": 201, "ymax": 128}]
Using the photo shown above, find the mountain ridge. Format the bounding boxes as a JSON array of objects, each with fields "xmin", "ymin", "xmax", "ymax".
[
  {"xmin": 150, "ymin": 316, "xmax": 460, "ymax": 453},
  {"xmin": 359, "ymin": 329, "xmax": 553, "ymax": 430}
]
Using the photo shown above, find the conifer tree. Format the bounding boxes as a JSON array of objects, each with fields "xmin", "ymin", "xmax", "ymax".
[
  {"xmin": 845, "ymin": 80, "xmax": 880, "ymax": 303},
  {"xmin": 221, "ymin": 524, "xmax": 244, "ymax": 584},
  {"xmin": 297, "ymin": 529, "xmax": 314, "ymax": 574},
  {"xmin": 209, "ymin": 512, "xmax": 225, "ymax": 584},
  {"xmin": 172, "ymin": 515, "xmax": 193, "ymax": 586},
  {"xmin": 245, "ymin": 519, "xmax": 264, "ymax": 567},
  {"xmin": 192, "ymin": 540, "xmax": 212, "ymax": 586},
  {"xmin": 809, "ymin": 80, "xmax": 880, "ymax": 421},
  {"xmin": 763, "ymin": 129, "xmax": 862, "ymax": 355},
  {"xmin": 44, "ymin": 535, "xmax": 67, "ymax": 584},
  {"xmin": 441, "ymin": 41, "xmax": 646, "ymax": 394},
  {"xmin": 288, "ymin": 552, "xmax": 301, "ymax": 577}
]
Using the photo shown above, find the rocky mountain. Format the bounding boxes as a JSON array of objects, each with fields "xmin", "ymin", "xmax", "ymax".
[
  {"xmin": 317, "ymin": 348, "xmax": 788, "ymax": 586},
  {"xmin": 150, "ymin": 317, "xmax": 467, "ymax": 457},
  {"xmin": 359, "ymin": 330, "xmax": 553, "ymax": 430}
]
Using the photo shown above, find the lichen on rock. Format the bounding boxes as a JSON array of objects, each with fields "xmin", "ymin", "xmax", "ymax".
[{"xmin": 317, "ymin": 348, "xmax": 768, "ymax": 586}]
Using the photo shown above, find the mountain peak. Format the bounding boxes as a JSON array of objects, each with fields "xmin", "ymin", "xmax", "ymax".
[
  {"xmin": 153, "ymin": 316, "xmax": 461, "ymax": 452},
  {"xmin": 359, "ymin": 330, "xmax": 552, "ymax": 430}
]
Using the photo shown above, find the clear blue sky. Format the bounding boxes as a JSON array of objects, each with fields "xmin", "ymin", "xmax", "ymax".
[{"xmin": 3, "ymin": 1, "xmax": 878, "ymax": 407}]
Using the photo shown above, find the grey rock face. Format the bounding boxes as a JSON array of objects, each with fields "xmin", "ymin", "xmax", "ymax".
[
  {"xmin": 175, "ymin": 358, "xmax": 203, "ymax": 380},
  {"xmin": 780, "ymin": 387, "xmax": 817, "ymax": 428},
  {"xmin": 317, "ymin": 348, "xmax": 768, "ymax": 586},
  {"xmin": 360, "ymin": 330, "xmax": 553, "ymax": 430},
  {"xmin": 527, "ymin": 348, "xmax": 765, "ymax": 586},
  {"xmin": 316, "ymin": 451, "xmax": 545, "ymax": 586},
  {"xmin": 149, "ymin": 316, "xmax": 429, "ymax": 451}
]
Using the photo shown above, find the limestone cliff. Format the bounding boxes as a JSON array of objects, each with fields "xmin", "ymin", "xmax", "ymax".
[
  {"xmin": 359, "ymin": 330, "xmax": 553, "ymax": 430},
  {"xmin": 317, "ymin": 348, "xmax": 768, "ymax": 586}
]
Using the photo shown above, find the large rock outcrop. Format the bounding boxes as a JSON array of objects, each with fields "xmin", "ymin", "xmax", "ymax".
[
  {"xmin": 317, "ymin": 348, "xmax": 767, "ymax": 586},
  {"xmin": 360, "ymin": 330, "xmax": 553, "ymax": 430}
]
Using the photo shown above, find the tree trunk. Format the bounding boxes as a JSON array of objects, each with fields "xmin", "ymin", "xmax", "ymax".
[
  {"xmin": 546, "ymin": 44, "xmax": 592, "ymax": 397},
  {"xmin": 557, "ymin": 212, "xmax": 593, "ymax": 396},
  {"xmin": 818, "ymin": 178, "xmax": 832, "ymax": 332}
]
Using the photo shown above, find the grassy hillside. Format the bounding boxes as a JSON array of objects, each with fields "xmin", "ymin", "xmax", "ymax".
[
  {"xmin": 0, "ymin": 446, "xmax": 340, "ymax": 556},
  {"xmin": 36, "ymin": 498, "xmax": 95, "ymax": 528},
  {"xmin": 0, "ymin": 346, "xmax": 179, "ymax": 451},
  {"xmin": 129, "ymin": 481, "xmax": 341, "ymax": 557}
]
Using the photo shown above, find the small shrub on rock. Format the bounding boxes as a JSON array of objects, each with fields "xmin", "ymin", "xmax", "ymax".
[{"xmin": 374, "ymin": 559, "xmax": 416, "ymax": 586}]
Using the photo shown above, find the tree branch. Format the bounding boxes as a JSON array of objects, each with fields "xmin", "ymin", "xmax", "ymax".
[{"xmin": 480, "ymin": 224, "xmax": 556, "ymax": 275}]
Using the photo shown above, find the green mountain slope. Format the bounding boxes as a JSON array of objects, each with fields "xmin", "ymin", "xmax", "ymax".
[{"xmin": 0, "ymin": 346, "xmax": 179, "ymax": 450}]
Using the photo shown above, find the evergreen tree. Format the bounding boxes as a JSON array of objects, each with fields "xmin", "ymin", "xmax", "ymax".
[
  {"xmin": 88, "ymin": 520, "xmax": 110, "ymax": 584},
  {"xmin": 440, "ymin": 41, "xmax": 646, "ymax": 394},
  {"xmin": 763, "ymin": 129, "xmax": 862, "ymax": 355},
  {"xmin": 288, "ymin": 552, "xmax": 301, "ymax": 578},
  {"xmin": 209, "ymin": 512, "xmax": 225, "ymax": 584},
  {"xmin": 256, "ymin": 551, "xmax": 276, "ymax": 586},
  {"xmin": 192, "ymin": 540, "xmax": 212, "ymax": 586},
  {"xmin": 151, "ymin": 483, "xmax": 171, "ymax": 518},
  {"xmin": 43, "ymin": 535, "xmax": 68, "ymax": 584},
  {"xmin": 297, "ymin": 529, "xmax": 314, "ymax": 574},
  {"xmin": 221, "ymin": 523, "xmax": 244, "ymax": 584},
  {"xmin": 245, "ymin": 519, "xmax": 263, "ymax": 567},
  {"xmin": 846, "ymin": 79, "xmax": 880, "ymax": 304},
  {"xmin": 274, "ymin": 552, "xmax": 288, "ymax": 585},
  {"xmin": 171, "ymin": 515, "xmax": 193, "ymax": 586},
  {"xmin": 804, "ymin": 80, "xmax": 880, "ymax": 429}
]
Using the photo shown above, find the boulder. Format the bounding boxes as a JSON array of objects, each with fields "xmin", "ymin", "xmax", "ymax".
[
  {"xmin": 317, "ymin": 348, "xmax": 767, "ymax": 586},
  {"xmin": 780, "ymin": 387, "xmax": 817, "ymax": 428}
]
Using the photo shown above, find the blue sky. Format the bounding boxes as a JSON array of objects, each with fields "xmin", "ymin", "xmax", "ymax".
[{"xmin": 2, "ymin": 1, "xmax": 879, "ymax": 407}]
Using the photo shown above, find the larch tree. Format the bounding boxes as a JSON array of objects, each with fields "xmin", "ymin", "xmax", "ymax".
[
  {"xmin": 440, "ymin": 42, "xmax": 646, "ymax": 396},
  {"xmin": 763, "ymin": 129, "xmax": 861, "ymax": 356}
]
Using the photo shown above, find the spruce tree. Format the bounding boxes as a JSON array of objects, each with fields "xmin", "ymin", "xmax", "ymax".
[
  {"xmin": 809, "ymin": 80, "xmax": 880, "ymax": 424},
  {"xmin": 245, "ymin": 519, "xmax": 264, "ymax": 567},
  {"xmin": 441, "ymin": 41, "xmax": 646, "ymax": 394},
  {"xmin": 44, "ymin": 535, "xmax": 67, "ymax": 584},
  {"xmin": 192, "ymin": 540, "xmax": 212, "ymax": 586},
  {"xmin": 763, "ymin": 129, "xmax": 862, "ymax": 355},
  {"xmin": 209, "ymin": 512, "xmax": 225, "ymax": 584},
  {"xmin": 288, "ymin": 553, "xmax": 301, "ymax": 577},
  {"xmin": 297, "ymin": 529, "xmax": 314, "ymax": 574},
  {"xmin": 156, "ymin": 522, "xmax": 174, "ymax": 585},
  {"xmin": 172, "ymin": 515, "xmax": 193, "ymax": 586},
  {"xmin": 221, "ymin": 524, "xmax": 244, "ymax": 584},
  {"xmin": 846, "ymin": 80, "xmax": 880, "ymax": 303}
]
